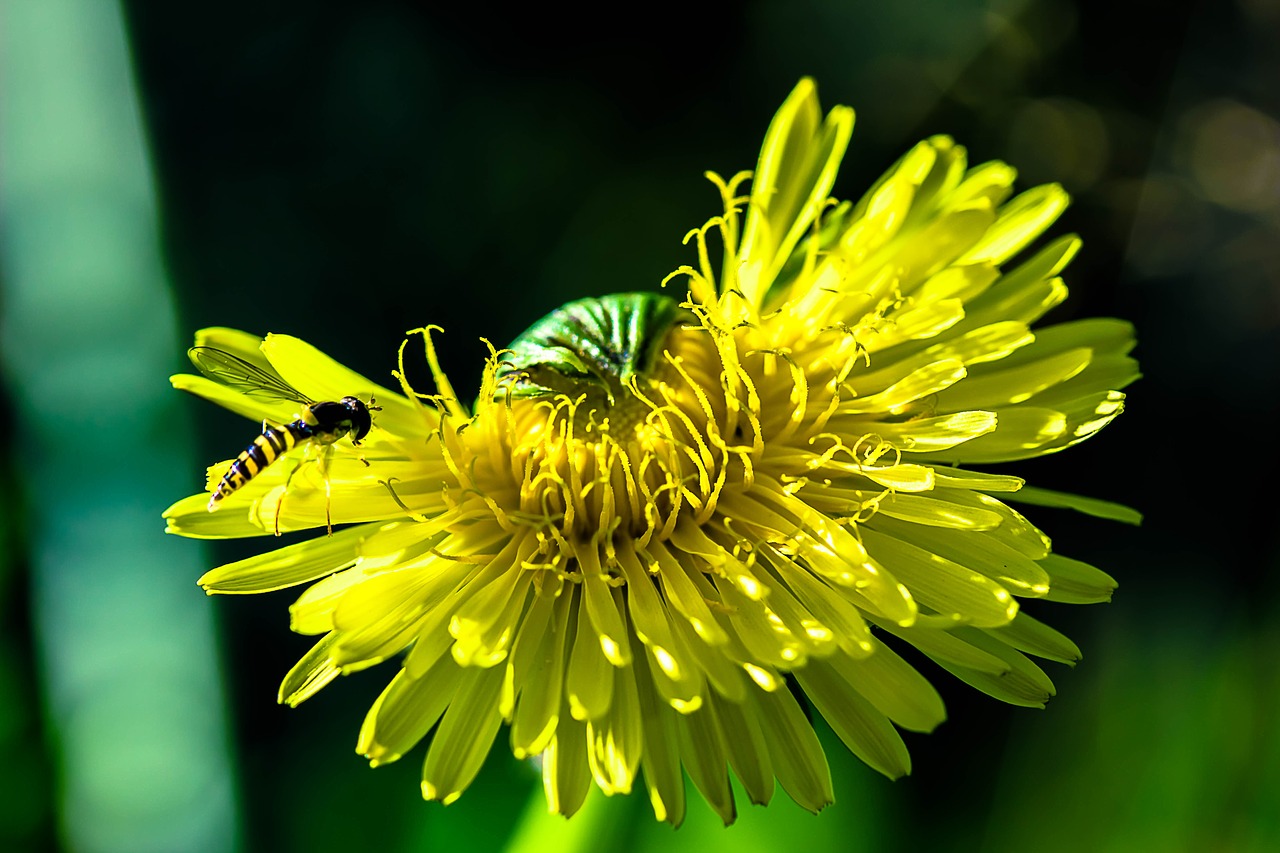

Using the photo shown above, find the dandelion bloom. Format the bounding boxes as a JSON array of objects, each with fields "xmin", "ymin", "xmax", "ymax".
[{"xmin": 166, "ymin": 79, "xmax": 1138, "ymax": 825}]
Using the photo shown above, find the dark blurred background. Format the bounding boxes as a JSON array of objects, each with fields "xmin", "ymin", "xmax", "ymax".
[{"xmin": 3, "ymin": 0, "xmax": 1277, "ymax": 850}]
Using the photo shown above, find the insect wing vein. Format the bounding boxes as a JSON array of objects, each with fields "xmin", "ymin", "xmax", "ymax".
[{"xmin": 189, "ymin": 347, "xmax": 316, "ymax": 405}]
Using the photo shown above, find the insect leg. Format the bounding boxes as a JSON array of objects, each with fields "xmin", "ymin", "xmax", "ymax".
[
  {"xmin": 274, "ymin": 457, "xmax": 309, "ymax": 537},
  {"xmin": 350, "ymin": 432, "xmax": 372, "ymax": 467},
  {"xmin": 314, "ymin": 444, "xmax": 334, "ymax": 537},
  {"xmin": 357, "ymin": 396, "xmax": 381, "ymax": 469}
]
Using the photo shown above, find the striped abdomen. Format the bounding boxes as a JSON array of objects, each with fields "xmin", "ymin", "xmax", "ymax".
[{"xmin": 208, "ymin": 421, "xmax": 311, "ymax": 510}]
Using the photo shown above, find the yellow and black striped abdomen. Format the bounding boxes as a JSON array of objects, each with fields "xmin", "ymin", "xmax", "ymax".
[{"xmin": 207, "ymin": 421, "xmax": 310, "ymax": 511}]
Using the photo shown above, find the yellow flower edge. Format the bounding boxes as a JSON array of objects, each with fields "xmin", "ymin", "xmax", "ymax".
[{"xmin": 166, "ymin": 78, "xmax": 1137, "ymax": 826}]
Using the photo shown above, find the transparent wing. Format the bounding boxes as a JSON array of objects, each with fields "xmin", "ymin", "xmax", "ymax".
[{"xmin": 188, "ymin": 346, "xmax": 315, "ymax": 405}]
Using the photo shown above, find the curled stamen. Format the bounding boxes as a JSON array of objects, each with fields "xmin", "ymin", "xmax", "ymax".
[
  {"xmin": 378, "ymin": 478, "xmax": 433, "ymax": 522},
  {"xmin": 403, "ymin": 326, "xmax": 467, "ymax": 421}
]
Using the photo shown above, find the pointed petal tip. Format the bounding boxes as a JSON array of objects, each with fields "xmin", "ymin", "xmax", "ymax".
[
  {"xmin": 829, "ymin": 102, "xmax": 856, "ymax": 129},
  {"xmin": 802, "ymin": 794, "xmax": 838, "ymax": 812},
  {"xmin": 367, "ymin": 755, "xmax": 399, "ymax": 769},
  {"xmin": 421, "ymin": 782, "xmax": 462, "ymax": 805}
]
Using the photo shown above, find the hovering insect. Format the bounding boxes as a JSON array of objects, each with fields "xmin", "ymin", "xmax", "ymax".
[{"xmin": 188, "ymin": 346, "xmax": 378, "ymax": 533}]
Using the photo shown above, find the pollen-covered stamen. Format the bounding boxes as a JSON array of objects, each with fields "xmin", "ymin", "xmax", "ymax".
[
  {"xmin": 434, "ymin": 253, "xmax": 917, "ymax": 553},
  {"xmin": 426, "ymin": 298, "xmax": 764, "ymax": 553}
]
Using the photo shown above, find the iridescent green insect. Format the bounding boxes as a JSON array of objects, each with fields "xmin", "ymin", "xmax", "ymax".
[{"xmin": 496, "ymin": 292, "xmax": 685, "ymax": 404}]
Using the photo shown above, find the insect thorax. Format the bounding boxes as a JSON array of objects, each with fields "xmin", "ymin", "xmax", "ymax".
[{"xmin": 303, "ymin": 398, "xmax": 372, "ymax": 443}]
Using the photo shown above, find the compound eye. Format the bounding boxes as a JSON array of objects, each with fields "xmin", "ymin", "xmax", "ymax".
[{"xmin": 344, "ymin": 398, "xmax": 373, "ymax": 441}]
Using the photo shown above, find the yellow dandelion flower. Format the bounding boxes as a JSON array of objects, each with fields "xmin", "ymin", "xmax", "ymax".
[{"xmin": 165, "ymin": 78, "xmax": 1139, "ymax": 826}]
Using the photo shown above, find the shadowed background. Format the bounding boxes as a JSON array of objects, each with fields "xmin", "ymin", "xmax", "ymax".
[{"xmin": 2, "ymin": 0, "xmax": 1277, "ymax": 850}]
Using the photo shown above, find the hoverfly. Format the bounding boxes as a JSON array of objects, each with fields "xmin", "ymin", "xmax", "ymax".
[{"xmin": 189, "ymin": 346, "xmax": 379, "ymax": 534}]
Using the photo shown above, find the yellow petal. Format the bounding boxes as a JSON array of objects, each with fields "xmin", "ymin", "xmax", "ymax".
[
  {"xmin": 987, "ymin": 612, "xmax": 1082, "ymax": 665},
  {"xmin": 542, "ymin": 716, "xmax": 592, "ymax": 818},
  {"xmin": 508, "ymin": 585, "xmax": 568, "ymax": 758},
  {"xmin": 586, "ymin": 654, "xmax": 642, "ymax": 795},
  {"xmin": 359, "ymin": 658, "xmax": 462, "ymax": 766},
  {"xmin": 794, "ymin": 660, "xmax": 912, "ymax": 779},
  {"xmin": 193, "ymin": 327, "xmax": 271, "ymax": 369},
  {"xmin": 960, "ymin": 183, "xmax": 1070, "ymax": 265},
  {"xmin": 1039, "ymin": 553, "xmax": 1118, "ymax": 604},
  {"xmin": 198, "ymin": 523, "xmax": 367, "ymax": 593},
  {"xmin": 675, "ymin": 704, "xmax": 736, "ymax": 825},
  {"xmin": 861, "ymin": 526, "xmax": 1018, "ymax": 627},
  {"xmin": 632, "ymin": 649, "xmax": 687, "ymax": 826},
  {"xmin": 171, "ymin": 372, "xmax": 299, "ymax": 426},
  {"xmin": 708, "ymin": 692, "xmax": 774, "ymax": 805},
  {"xmin": 739, "ymin": 79, "xmax": 855, "ymax": 307},
  {"xmin": 421, "ymin": 665, "xmax": 505, "ymax": 805},
  {"xmin": 752, "ymin": 685, "xmax": 834, "ymax": 811},
  {"xmin": 278, "ymin": 633, "xmax": 340, "ymax": 707},
  {"xmin": 163, "ymin": 492, "xmax": 268, "ymax": 539},
  {"xmin": 824, "ymin": 640, "xmax": 946, "ymax": 733},
  {"xmin": 565, "ymin": 586, "xmax": 614, "ymax": 722},
  {"xmin": 933, "ymin": 628, "xmax": 1057, "ymax": 708}
]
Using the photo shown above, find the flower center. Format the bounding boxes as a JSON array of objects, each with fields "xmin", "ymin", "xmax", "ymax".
[
  {"xmin": 420, "ymin": 290, "xmax": 890, "ymax": 573},
  {"xmin": 453, "ymin": 300, "xmax": 760, "ymax": 553}
]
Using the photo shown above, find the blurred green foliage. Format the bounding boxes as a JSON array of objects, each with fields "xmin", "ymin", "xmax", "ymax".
[{"xmin": 2, "ymin": 3, "xmax": 238, "ymax": 851}]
